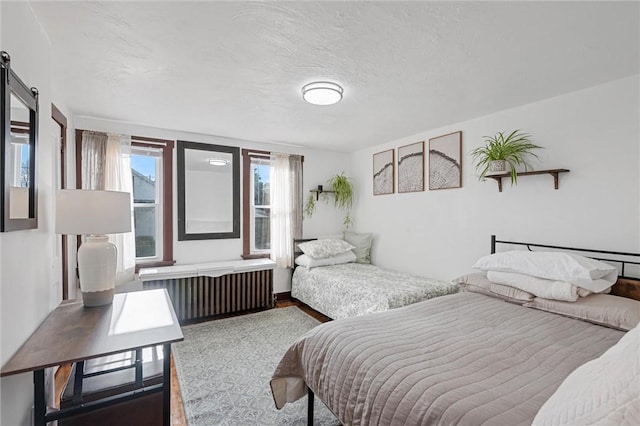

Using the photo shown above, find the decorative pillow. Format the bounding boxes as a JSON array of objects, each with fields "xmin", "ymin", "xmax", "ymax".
[
  {"xmin": 487, "ymin": 270, "xmax": 581, "ymax": 302},
  {"xmin": 343, "ymin": 231, "xmax": 373, "ymax": 264},
  {"xmin": 297, "ymin": 239, "xmax": 355, "ymax": 259},
  {"xmin": 454, "ymin": 272, "xmax": 534, "ymax": 303},
  {"xmin": 473, "ymin": 251, "xmax": 618, "ymax": 292},
  {"xmin": 524, "ymin": 294, "xmax": 640, "ymax": 331},
  {"xmin": 533, "ymin": 324, "xmax": 639, "ymax": 426},
  {"xmin": 295, "ymin": 251, "xmax": 356, "ymax": 268}
]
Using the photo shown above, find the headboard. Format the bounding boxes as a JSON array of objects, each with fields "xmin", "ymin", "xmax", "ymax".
[{"xmin": 490, "ymin": 235, "xmax": 640, "ymax": 301}]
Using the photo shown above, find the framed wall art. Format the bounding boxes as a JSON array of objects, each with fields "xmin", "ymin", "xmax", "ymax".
[
  {"xmin": 429, "ymin": 131, "xmax": 462, "ymax": 190},
  {"xmin": 397, "ymin": 141, "xmax": 424, "ymax": 193},
  {"xmin": 372, "ymin": 149, "xmax": 394, "ymax": 195}
]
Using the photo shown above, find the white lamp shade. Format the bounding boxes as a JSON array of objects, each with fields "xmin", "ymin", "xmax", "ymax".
[{"xmin": 56, "ymin": 189, "xmax": 132, "ymax": 235}]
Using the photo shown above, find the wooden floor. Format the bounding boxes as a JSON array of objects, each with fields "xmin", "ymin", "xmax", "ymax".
[{"xmin": 55, "ymin": 298, "xmax": 327, "ymax": 426}]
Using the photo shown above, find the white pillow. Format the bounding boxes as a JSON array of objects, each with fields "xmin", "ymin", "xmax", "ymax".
[
  {"xmin": 473, "ymin": 251, "xmax": 617, "ymax": 292},
  {"xmin": 533, "ymin": 324, "xmax": 639, "ymax": 425},
  {"xmin": 487, "ymin": 271, "xmax": 581, "ymax": 302},
  {"xmin": 295, "ymin": 251, "xmax": 356, "ymax": 268},
  {"xmin": 297, "ymin": 239, "xmax": 355, "ymax": 259}
]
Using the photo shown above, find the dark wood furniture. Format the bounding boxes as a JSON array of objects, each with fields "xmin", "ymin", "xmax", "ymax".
[
  {"xmin": 0, "ymin": 289, "xmax": 183, "ymax": 426},
  {"xmin": 487, "ymin": 168, "xmax": 570, "ymax": 192}
]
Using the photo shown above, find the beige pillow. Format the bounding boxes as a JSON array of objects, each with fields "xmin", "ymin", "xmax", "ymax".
[
  {"xmin": 454, "ymin": 272, "xmax": 534, "ymax": 304},
  {"xmin": 525, "ymin": 294, "xmax": 640, "ymax": 331}
]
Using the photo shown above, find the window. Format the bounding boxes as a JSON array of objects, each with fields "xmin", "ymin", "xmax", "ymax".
[
  {"xmin": 251, "ymin": 158, "xmax": 271, "ymax": 253},
  {"xmin": 243, "ymin": 150, "xmax": 272, "ymax": 258},
  {"xmin": 131, "ymin": 138, "xmax": 174, "ymax": 267},
  {"xmin": 131, "ymin": 146, "xmax": 163, "ymax": 260},
  {"xmin": 76, "ymin": 130, "xmax": 174, "ymax": 269}
]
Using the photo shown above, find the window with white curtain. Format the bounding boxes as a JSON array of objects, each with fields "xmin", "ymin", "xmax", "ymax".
[{"xmin": 242, "ymin": 149, "xmax": 302, "ymax": 264}]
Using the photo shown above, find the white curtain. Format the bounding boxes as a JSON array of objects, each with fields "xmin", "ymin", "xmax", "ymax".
[
  {"xmin": 270, "ymin": 153, "xmax": 303, "ymax": 268},
  {"xmin": 82, "ymin": 131, "xmax": 136, "ymax": 285}
]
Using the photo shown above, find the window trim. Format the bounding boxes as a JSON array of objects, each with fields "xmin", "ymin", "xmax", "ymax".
[
  {"xmin": 75, "ymin": 130, "xmax": 175, "ymax": 270},
  {"xmin": 131, "ymin": 143, "xmax": 164, "ymax": 263},
  {"xmin": 242, "ymin": 149, "xmax": 271, "ymax": 259}
]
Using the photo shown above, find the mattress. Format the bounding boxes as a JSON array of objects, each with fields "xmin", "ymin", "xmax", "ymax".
[
  {"xmin": 291, "ymin": 263, "xmax": 458, "ymax": 319},
  {"xmin": 271, "ymin": 292, "xmax": 625, "ymax": 426}
]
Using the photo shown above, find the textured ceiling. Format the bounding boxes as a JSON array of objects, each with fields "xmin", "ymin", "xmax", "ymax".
[{"xmin": 30, "ymin": 1, "xmax": 639, "ymax": 152}]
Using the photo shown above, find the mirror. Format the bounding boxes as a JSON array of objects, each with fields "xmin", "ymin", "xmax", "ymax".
[
  {"xmin": 177, "ymin": 140, "xmax": 240, "ymax": 240},
  {"xmin": 1, "ymin": 51, "xmax": 38, "ymax": 232}
]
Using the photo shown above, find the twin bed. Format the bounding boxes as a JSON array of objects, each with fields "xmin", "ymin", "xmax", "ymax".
[
  {"xmin": 291, "ymin": 237, "xmax": 458, "ymax": 320},
  {"xmin": 273, "ymin": 236, "xmax": 640, "ymax": 425}
]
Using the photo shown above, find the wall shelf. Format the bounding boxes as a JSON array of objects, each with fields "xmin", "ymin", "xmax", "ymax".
[
  {"xmin": 309, "ymin": 185, "xmax": 334, "ymax": 201},
  {"xmin": 487, "ymin": 169, "xmax": 570, "ymax": 192}
]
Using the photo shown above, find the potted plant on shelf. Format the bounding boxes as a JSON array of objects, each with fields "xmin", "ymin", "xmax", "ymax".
[
  {"xmin": 470, "ymin": 129, "xmax": 542, "ymax": 185},
  {"xmin": 304, "ymin": 173, "xmax": 354, "ymax": 228}
]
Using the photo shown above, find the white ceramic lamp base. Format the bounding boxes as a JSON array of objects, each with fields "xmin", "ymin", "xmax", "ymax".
[{"xmin": 78, "ymin": 235, "xmax": 117, "ymax": 307}]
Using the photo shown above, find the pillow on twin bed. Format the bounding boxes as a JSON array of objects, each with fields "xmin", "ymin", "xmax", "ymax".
[
  {"xmin": 454, "ymin": 272, "xmax": 535, "ymax": 304},
  {"xmin": 473, "ymin": 250, "xmax": 618, "ymax": 292},
  {"xmin": 295, "ymin": 251, "xmax": 357, "ymax": 268},
  {"xmin": 343, "ymin": 231, "xmax": 373, "ymax": 264},
  {"xmin": 524, "ymin": 294, "xmax": 640, "ymax": 331},
  {"xmin": 298, "ymin": 239, "xmax": 355, "ymax": 259}
]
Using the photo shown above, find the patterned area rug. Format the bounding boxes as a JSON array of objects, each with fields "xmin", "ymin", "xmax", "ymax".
[{"xmin": 173, "ymin": 307, "xmax": 340, "ymax": 425}]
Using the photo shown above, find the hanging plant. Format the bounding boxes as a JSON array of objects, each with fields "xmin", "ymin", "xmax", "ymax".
[
  {"xmin": 328, "ymin": 173, "xmax": 353, "ymax": 210},
  {"xmin": 303, "ymin": 173, "xmax": 355, "ymax": 228},
  {"xmin": 303, "ymin": 193, "xmax": 316, "ymax": 218}
]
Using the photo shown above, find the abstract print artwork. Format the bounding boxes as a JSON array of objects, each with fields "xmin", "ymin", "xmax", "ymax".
[
  {"xmin": 397, "ymin": 141, "xmax": 424, "ymax": 193},
  {"xmin": 373, "ymin": 149, "xmax": 394, "ymax": 195},
  {"xmin": 429, "ymin": 131, "xmax": 462, "ymax": 190}
]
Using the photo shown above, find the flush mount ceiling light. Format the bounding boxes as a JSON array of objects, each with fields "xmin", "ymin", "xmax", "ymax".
[
  {"xmin": 302, "ymin": 81, "xmax": 343, "ymax": 106},
  {"xmin": 208, "ymin": 158, "xmax": 229, "ymax": 166}
]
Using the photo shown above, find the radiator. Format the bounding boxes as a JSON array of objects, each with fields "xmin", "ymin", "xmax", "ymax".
[{"xmin": 143, "ymin": 269, "xmax": 274, "ymax": 322}]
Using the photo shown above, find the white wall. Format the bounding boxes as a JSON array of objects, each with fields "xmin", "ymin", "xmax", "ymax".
[
  {"xmin": 350, "ymin": 76, "xmax": 640, "ymax": 281},
  {"xmin": 74, "ymin": 117, "xmax": 351, "ymax": 292},
  {"xmin": 0, "ymin": 2, "xmax": 62, "ymax": 425}
]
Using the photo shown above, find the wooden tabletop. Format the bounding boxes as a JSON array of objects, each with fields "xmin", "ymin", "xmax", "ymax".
[{"xmin": 1, "ymin": 289, "xmax": 183, "ymax": 377}]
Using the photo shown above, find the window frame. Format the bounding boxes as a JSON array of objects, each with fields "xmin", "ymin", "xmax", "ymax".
[
  {"xmin": 242, "ymin": 149, "xmax": 271, "ymax": 259},
  {"xmin": 75, "ymin": 130, "xmax": 175, "ymax": 270},
  {"xmin": 131, "ymin": 144, "xmax": 164, "ymax": 263},
  {"xmin": 131, "ymin": 137, "xmax": 174, "ymax": 269}
]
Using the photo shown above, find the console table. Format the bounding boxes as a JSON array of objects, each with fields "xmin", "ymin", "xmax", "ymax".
[{"xmin": 0, "ymin": 289, "xmax": 183, "ymax": 426}]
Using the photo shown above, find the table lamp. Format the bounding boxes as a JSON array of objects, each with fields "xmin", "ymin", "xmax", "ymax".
[{"xmin": 55, "ymin": 189, "xmax": 132, "ymax": 307}]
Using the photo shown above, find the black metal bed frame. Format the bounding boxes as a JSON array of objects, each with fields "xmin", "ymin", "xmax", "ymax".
[
  {"xmin": 305, "ymin": 234, "xmax": 640, "ymax": 425},
  {"xmin": 491, "ymin": 235, "xmax": 640, "ymax": 278}
]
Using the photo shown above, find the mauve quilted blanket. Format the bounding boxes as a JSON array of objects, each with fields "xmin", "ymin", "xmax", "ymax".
[{"xmin": 271, "ymin": 292, "xmax": 624, "ymax": 425}]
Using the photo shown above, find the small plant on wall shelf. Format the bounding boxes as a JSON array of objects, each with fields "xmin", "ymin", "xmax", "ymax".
[
  {"xmin": 304, "ymin": 173, "xmax": 354, "ymax": 228},
  {"xmin": 470, "ymin": 129, "xmax": 543, "ymax": 185}
]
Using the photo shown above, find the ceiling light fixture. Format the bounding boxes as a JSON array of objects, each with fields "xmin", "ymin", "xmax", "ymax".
[
  {"xmin": 302, "ymin": 81, "xmax": 343, "ymax": 106},
  {"xmin": 208, "ymin": 158, "xmax": 229, "ymax": 166}
]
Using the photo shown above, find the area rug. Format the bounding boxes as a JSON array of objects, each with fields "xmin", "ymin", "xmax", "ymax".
[{"xmin": 173, "ymin": 307, "xmax": 340, "ymax": 425}]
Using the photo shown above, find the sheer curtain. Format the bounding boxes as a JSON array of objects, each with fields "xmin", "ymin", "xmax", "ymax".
[
  {"xmin": 270, "ymin": 153, "xmax": 303, "ymax": 268},
  {"xmin": 81, "ymin": 131, "xmax": 136, "ymax": 285}
]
